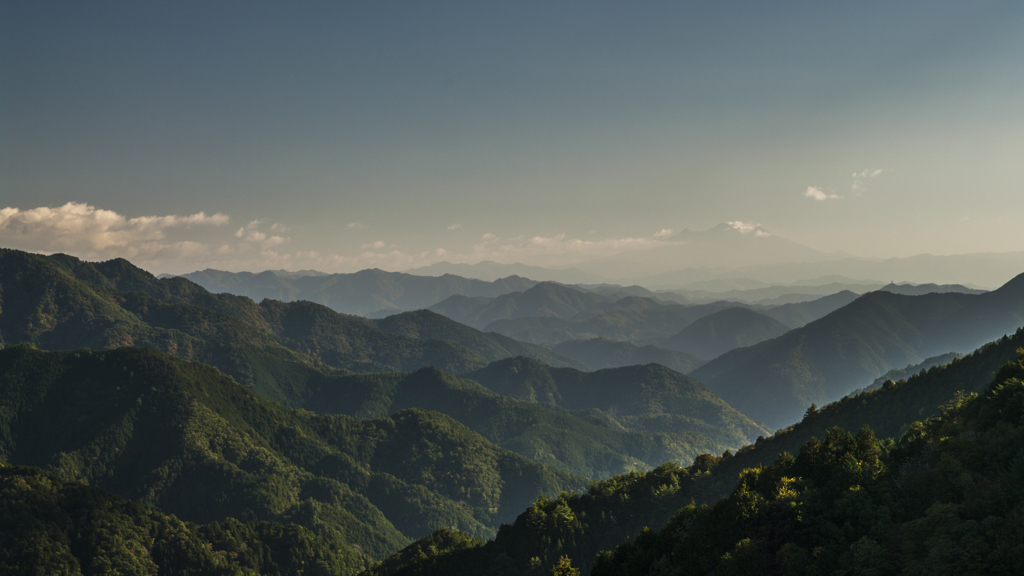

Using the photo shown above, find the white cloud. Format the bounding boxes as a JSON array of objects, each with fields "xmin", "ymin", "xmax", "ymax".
[
  {"xmin": 653, "ymin": 228, "xmax": 674, "ymax": 239},
  {"xmin": 726, "ymin": 221, "xmax": 757, "ymax": 234},
  {"xmin": 0, "ymin": 202, "xmax": 229, "ymax": 261},
  {"xmin": 447, "ymin": 223, "xmax": 462, "ymax": 231},
  {"xmin": 804, "ymin": 187, "xmax": 841, "ymax": 201},
  {"xmin": 361, "ymin": 240, "xmax": 387, "ymax": 250},
  {"xmin": 346, "ymin": 222, "xmax": 365, "ymax": 229}
]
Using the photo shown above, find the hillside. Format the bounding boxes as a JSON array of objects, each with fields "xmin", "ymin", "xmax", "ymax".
[
  {"xmin": 691, "ymin": 274, "xmax": 1024, "ymax": 428},
  {"xmin": 0, "ymin": 346, "xmax": 586, "ymax": 561},
  {"xmin": 552, "ymin": 337, "xmax": 704, "ymax": 374},
  {"xmin": 181, "ymin": 268, "xmax": 538, "ymax": 316},
  {"xmin": 463, "ymin": 357, "xmax": 769, "ymax": 446},
  {"xmin": 298, "ymin": 365, "xmax": 735, "ymax": 479},
  {"xmin": 429, "ymin": 282, "xmax": 608, "ymax": 330},
  {"xmin": 367, "ymin": 330, "xmax": 1024, "ymax": 575},
  {"xmin": 1, "ymin": 465, "xmax": 370, "ymax": 576},
  {"xmin": 660, "ymin": 306, "xmax": 791, "ymax": 360}
]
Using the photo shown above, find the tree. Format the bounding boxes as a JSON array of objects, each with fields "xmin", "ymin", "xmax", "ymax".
[{"xmin": 550, "ymin": 555, "xmax": 580, "ymax": 576}]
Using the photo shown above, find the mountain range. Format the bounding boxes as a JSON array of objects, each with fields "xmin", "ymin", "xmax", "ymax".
[
  {"xmin": 691, "ymin": 272, "xmax": 1024, "ymax": 428},
  {"xmin": 178, "ymin": 268, "xmax": 538, "ymax": 316}
]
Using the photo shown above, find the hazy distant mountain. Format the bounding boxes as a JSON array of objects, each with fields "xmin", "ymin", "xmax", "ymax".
[
  {"xmin": 636, "ymin": 252, "xmax": 1024, "ymax": 290},
  {"xmin": 878, "ymin": 281, "xmax": 987, "ymax": 296},
  {"xmin": 761, "ymin": 290, "xmax": 861, "ymax": 328},
  {"xmin": 179, "ymin": 268, "xmax": 538, "ymax": 316},
  {"xmin": 404, "ymin": 260, "xmax": 606, "ymax": 284},
  {"xmin": 576, "ymin": 223, "xmax": 847, "ymax": 279},
  {"xmin": 691, "ymin": 272, "xmax": 1024, "ymax": 429},
  {"xmin": 551, "ymin": 338, "xmax": 705, "ymax": 374},
  {"xmin": 660, "ymin": 307, "xmax": 792, "ymax": 360},
  {"xmin": 663, "ymin": 281, "xmax": 882, "ymax": 305},
  {"xmin": 484, "ymin": 296, "xmax": 743, "ymax": 345},
  {"xmin": 429, "ymin": 282, "xmax": 608, "ymax": 330}
]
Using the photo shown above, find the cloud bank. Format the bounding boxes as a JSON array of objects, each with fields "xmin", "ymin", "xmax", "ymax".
[{"xmin": 803, "ymin": 186, "xmax": 842, "ymax": 201}]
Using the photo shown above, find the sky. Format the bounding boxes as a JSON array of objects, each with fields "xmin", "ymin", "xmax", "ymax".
[{"xmin": 1, "ymin": 1, "xmax": 1022, "ymax": 275}]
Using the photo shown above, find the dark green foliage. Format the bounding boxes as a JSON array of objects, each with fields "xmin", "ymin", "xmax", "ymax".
[
  {"xmin": 551, "ymin": 338, "xmax": 704, "ymax": 374},
  {"xmin": 0, "ymin": 465, "xmax": 368, "ymax": 576},
  {"xmin": 464, "ymin": 357, "xmax": 769, "ymax": 448},
  {"xmin": 362, "ymin": 529, "xmax": 483, "ymax": 576},
  {"xmin": 374, "ymin": 332, "xmax": 1024, "ymax": 575},
  {"xmin": 302, "ymin": 365, "xmax": 727, "ymax": 479},
  {"xmin": 692, "ymin": 277, "xmax": 1024, "ymax": 428},
  {"xmin": 660, "ymin": 307, "xmax": 791, "ymax": 361},
  {"xmin": 0, "ymin": 346, "xmax": 585, "ymax": 561},
  {"xmin": 592, "ymin": 349, "xmax": 1024, "ymax": 575}
]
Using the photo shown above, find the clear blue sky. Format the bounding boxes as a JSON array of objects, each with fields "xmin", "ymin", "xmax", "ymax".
[{"xmin": 2, "ymin": 1, "xmax": 1022, "ymax": 273}]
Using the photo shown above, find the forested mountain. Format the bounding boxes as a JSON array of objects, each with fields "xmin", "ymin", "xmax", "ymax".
[
  {"xmin": 0, "ymin": 346, "xmax": 586, "ymax": 563},
  {"xmin": 592, "ymin": 347, "xmax": 1024, "ymax": 575},
  {"xmin": 0, "ymin": 249, "xmax": 754, "ymax": 480},
  {"xmin": 551, "ymin": 337, "xmax": 704, "ymax": 374},
  {"xmin": 1, "ymin": 465, "xmax": 370, "ymax": 576},
  {"xmin": 180, "ymin": 268, "xmax": 538, "ymax": 316},
  {"xmin": 463, "ymin": 357, "xmax": 769, "ymax": 447},
  {"xmin": 367, "ymin": 330, "xmax": 1024, "ymax": 575},
  {"xmin": 0, "ymin": 249, "xmax": 583, "ymax": 400},
  {"xmin": 429, "ymin": 282, "xmax": 608, "ymax": 330},
  {"xmin": 297, "ymin": 365, "xmax": 738, "ymax": 478},
  {"xmin": 660, "ymin": 307, "xmax": 791, "ymax": 360},
  {"xmin": 372, "ymin": 310, "xmax": 587, "ymax": 369},
  {"xmin": 761, "ymin": 290, "xmax": 860, "ymax": 328},
  {"xmin": 692, "ymin": 274, "xmax": 1024, "ymax": 428}
]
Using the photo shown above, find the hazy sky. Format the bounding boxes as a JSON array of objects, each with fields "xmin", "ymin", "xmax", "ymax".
[{"xmin": 2, "ymin": 1, "xmax": 1022, "ymax": 274}]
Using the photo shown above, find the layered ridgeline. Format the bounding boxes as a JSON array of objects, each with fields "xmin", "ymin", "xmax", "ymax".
[
  {"xmin": 463, "ymin": 357, "xmax": 768, "ymax": 444},
  {"xmin": 296, "ymin": 365, "xmax": 748, "ymax": 478},
  {"xmin": 428, "ymin": 282, "xmax": 608, "ymax": 331},
  {"xmin": 0, "ymin": 248, "xmax": 579, "ymax": 404},
  {"xmin": 760, "ymin": 290, "xmax": 859, "ymax": 328},
  {"xmin": 692, "ymin": 273, "xmax": 1024, "ymax": 428},
  {"xmin": 0, "ymin": 249, "xmax": 753, "ymax": 478},
  {"xmin": 365, "ymin": 330, "xmax": 1024, "ymax": 575},
  {"xmin": 480, "ymin": 290, "xmax": 742, "ymax": 345},
  {"xmin": 659, "ymin": 307, "xmax": 791, "ymax": 360},
  {"xmin": 0, "ymin": 346, "xmax": 587, "ymax": 564},
  {"xmin": 1, "ymin": 465, "xmax": 370, "ymax": 576},
  {"xmin": 179, "ymin": 268, "xmax": 538, "ymax": 317}
]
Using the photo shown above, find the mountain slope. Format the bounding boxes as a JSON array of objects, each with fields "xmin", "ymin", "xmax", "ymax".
[
  {"xmin": 463, "ymin": 357, "xmax": 769, "ymax": 446},
  {"xmin": 0, "ymin": 345, "xmax": 586, "ymax": 560},
  {"xmin": 691, "ymin": 274, "xmax": 1024, "ymax": 428},
  {"xmin": 0, "ymin": 465, "xmax": 370, "ymax": 576},
  {"xmin": 660, "ymin": 306, "xmax": 791, "ymax": 360},
  {"xmin": 299, "ymin": 366, "xmax": 732, "ymax": 479},
  {"xmin": 551, "ymin": 337, "xmax": 703, "ymax": 374},
  {"xmin": 370, "ymin": 330, "xmax": 1024, "ymax": 576}
]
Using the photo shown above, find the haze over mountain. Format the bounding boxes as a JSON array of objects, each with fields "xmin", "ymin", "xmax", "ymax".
[
  {"xmin": 404, "ymin": 261, "xmax": 605, "ymax": 284},
  {"xmin": 551, "ymin": 338, "xmax": 705, "ymax": 374},
  {"xmin": 575, "ymin": 223, "xmax": 848, "ymax": 279},
  {"xmin": 179, "ymin": 268, "xmax": 538, "ymax": 316},
  {"xmin": 692, "ymin": 272, "xmax": 1024, "ymax": 428}
]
